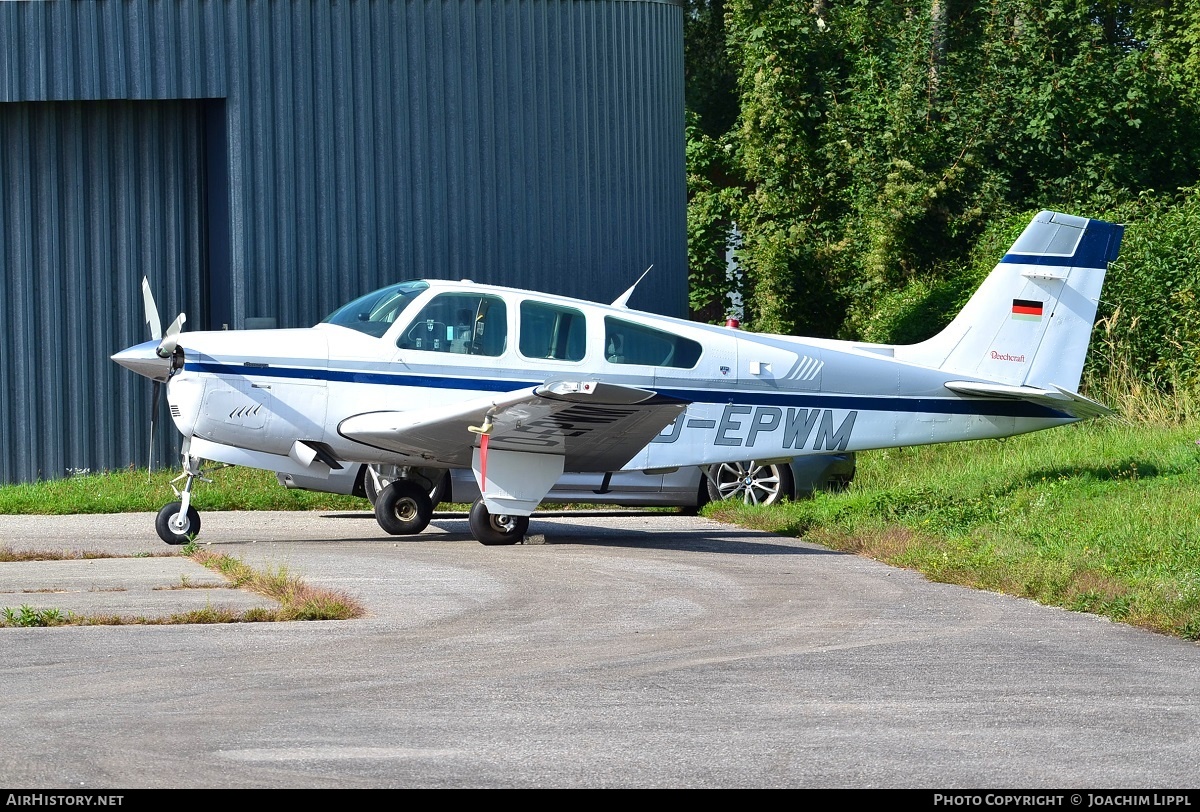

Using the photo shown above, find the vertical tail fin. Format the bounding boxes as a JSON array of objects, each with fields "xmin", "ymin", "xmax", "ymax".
[{"xmin": 897, "ymin": 210, "xmax": 1123, "ymax": 393}]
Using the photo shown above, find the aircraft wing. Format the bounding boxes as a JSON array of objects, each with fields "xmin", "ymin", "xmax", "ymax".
[
  {"xmin": 338, "ymin": 379, "xmax": 689, "ymax": 471},
  {"xmin": 944, "ymin": 381, "xmax": 1114, "ymax": 419}
]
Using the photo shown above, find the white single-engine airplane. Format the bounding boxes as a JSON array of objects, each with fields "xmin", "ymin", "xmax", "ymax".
[{"xmin": 113, "ymin": 209, "xmax": 1123, "ymax": 546}]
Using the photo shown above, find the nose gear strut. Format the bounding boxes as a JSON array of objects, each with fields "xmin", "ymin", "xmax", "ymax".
[{"xmin": 154, "ymin": 442, "xmax": 225, "ymax": 545}]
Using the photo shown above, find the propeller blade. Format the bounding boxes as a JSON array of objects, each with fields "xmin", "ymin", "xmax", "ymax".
[
  {"xmin": 165, "ymin": 311, "xmax": 186, "ymax": 337},
  {"xmin": 148, "ymin": 379, "xmax": 161, "ymax": 479},
  {"xmin": 141, "ymin": 277, "xmax": 163, "ymax": 341},
  {"xmin": 156, "ymin": 312, "xmax": 187, "ymax": 358}
]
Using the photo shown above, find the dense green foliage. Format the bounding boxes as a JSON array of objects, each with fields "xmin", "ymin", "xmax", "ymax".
[
  {"xmin": 685, "ymin": 0, "xmax": 1200, "ymax": 400},
  {"xmin": 1095, "ymin": 189, "xmax": 1200, "ymax": 391}
]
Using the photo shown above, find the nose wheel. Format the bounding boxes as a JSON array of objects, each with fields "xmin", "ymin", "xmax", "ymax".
[
  {"xmin": 155, "ymin": 447, "xmax": 211, "ymax": 545},
  {"xmin": 156, "ymin": 501, "xmax": 201, "ymax": 545}
]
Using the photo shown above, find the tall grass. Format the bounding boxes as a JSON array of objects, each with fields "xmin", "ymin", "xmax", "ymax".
[{"xmin": 1085, "ymin": 310, "xmax": 1200, "ymax": 425}]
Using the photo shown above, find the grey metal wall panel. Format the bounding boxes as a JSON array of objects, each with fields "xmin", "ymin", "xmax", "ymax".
[
  {"xmin": 212, "ymin": 0, "xmax": 686, "ymax": 327},
  {"xmin": 0, "ymin": 100, "xmax": 208, "ymax": 480},
  {"xmin": 0, "ymin": 0, "xmax": 685, "ymax": 484},
  {"xmin": 0, "ymin": 0, "xmax": 228, "ymax": 101}
]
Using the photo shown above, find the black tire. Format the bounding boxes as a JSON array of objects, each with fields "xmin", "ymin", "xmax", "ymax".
[
  {"xmin": 352, "ymin": 464, "xmax": 371, "ymax": 502},
  {"xmin": 365, "ymin": 466, "xmax": 448, "ymax": 510},
  {"xmin": 155, "ymin": 501, "xmax": 201, "ymax": 545},
  {"xmin": 374, "ymin": 480, "xmax": 434, "ymax": 535},
  {"xmin": 468, "ymin": 499, "xmax": 528, "ymax": 545},
  {"xmin": 706, "ymin": 461, "xmax": 795, "ymax": 506},
  {"xmin": 363, "ymin": 466, "xmax": 383, "ymax": 506},
  {"xmin": 428, "ymin": 470, "xmax": 450, "ymax": 509}
]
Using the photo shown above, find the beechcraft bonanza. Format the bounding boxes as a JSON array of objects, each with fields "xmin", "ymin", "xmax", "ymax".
[{"xmin": 113, "ymin": 210, "xmax": 1123, "ymax": 545}]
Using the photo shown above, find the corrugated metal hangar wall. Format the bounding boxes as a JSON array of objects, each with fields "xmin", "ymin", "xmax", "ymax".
[{"xmin": 0, "ymin": 0, "xmax": 686, "ymax": 484}]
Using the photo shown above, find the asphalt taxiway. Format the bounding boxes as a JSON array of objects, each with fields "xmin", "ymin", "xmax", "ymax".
[{"xmin": 1, "ymin": 509, "xmax": 1196, "ymax": 789}]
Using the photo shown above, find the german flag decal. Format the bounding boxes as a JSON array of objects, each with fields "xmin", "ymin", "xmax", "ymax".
[{"xmin": 1012, "ymin": 298, "xmax": 1043, "ymax": 321}]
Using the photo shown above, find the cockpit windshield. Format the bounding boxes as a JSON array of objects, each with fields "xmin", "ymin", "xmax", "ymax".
[{"xmin": 320, "ymin": 280, "xmax": 429, "ymax": 337}]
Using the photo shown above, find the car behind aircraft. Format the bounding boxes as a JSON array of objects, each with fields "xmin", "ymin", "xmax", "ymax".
[{"xmin": 276, "ymin": 453, "xmax": 857, "ymax": 510}]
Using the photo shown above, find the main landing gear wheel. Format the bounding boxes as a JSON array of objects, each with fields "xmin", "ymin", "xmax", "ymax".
[
  {"xmin": 374, "ymin": 480, "xmax": 434, "ymax": 535},
  {"xmin": 364, "ymin": 465, "xmax": 448, "ymax": 510},
  {"xmin": 155, "ymin": 501, "xmax": 201, "ymax": 545},
  {"xmin": 468, "ymin": 499, "xmax": 529, "ymax": 546}
]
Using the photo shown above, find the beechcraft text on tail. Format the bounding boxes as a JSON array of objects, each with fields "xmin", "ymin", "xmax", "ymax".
[{"xmin": 111, "ymin": 209, "xmax": 1124, "ymax": 546}]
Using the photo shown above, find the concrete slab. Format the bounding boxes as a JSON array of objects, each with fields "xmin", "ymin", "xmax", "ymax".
[{"xmin": 0, "ymin": 546, "xmax": 281, "ymax": 618}]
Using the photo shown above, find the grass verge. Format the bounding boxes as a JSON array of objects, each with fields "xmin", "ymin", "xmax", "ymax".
[{"xmin": 0, "ymin": 465, "xmax": 369, "ymax": 515}]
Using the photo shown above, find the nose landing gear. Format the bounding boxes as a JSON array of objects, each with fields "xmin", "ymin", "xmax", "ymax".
[{"xmin": 154, "ymin": 449, "xmax": 212, "ymax": 545}]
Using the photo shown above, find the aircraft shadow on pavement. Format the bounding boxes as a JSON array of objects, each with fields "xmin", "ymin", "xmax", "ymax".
[{"xmin": 312, "ymin": 510, "xmax": 842, "ymax": 556}]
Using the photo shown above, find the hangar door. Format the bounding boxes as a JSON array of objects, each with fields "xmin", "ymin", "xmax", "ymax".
[{"xmin": 0, "ymin": 99, "xmax": 213, "ymax": 482}]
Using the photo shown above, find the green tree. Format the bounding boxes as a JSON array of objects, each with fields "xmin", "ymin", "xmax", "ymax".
[
  {"xmin": 718, "ymin": 0, "xmax": 1200, "ymax": 353},
  {"xmin": 723, "ymin": 0, "xmax": 853, "ymax": 336},
  {"xmin": 684, "ymin": 0, "xmax": 745, "ymax": 324}
]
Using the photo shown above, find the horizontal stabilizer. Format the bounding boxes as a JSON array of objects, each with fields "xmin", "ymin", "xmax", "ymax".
[{"xmin": 944, "ymin": 381, "xmax": 1114, "ymax": 419}]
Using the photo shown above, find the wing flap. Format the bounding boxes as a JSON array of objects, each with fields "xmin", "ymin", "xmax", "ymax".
[{"xmin": 339, "ymin": 380, "xmax": 688, "ymax": 471}]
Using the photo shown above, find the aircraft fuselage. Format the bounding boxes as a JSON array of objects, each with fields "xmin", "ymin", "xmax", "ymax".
[
  {"xmin": 148, "ymin": 279, "xmax": 1074, "ymax": 480},
  {"xmin": 110, "ymin": 210, "xmax": 1123, "ymax": 544}
]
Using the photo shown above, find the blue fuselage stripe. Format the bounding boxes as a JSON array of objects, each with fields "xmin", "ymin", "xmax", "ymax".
[{"xmin": 185, "ymin": 361, "xmax": 1071, "ymax": 419}]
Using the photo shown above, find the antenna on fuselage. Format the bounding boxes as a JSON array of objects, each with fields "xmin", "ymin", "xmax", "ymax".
[{"xmin": 611, "ymin": 265, "xmax": 653, "ymax": 308}]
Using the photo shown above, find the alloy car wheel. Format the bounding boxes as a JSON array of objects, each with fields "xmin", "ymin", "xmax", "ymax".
[{"xmin": 706, "ymin": 460, "xmax": 795, "ymax": 506}]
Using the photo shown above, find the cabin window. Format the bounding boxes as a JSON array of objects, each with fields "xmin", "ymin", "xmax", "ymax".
[
  {"xmin": 518, "ymin": 301, "xmax": 587, "ymax": 362},
  {"xmin": 396, "ymin": 293, "xmax": 507, "ymax": 356},
  {"xmin": 321, "ymin": 280, "xmax": 429, "ymax": 337},
  {"xmin": 603, "ymin": 317, "xmax": 701, "ymax": 369}
]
